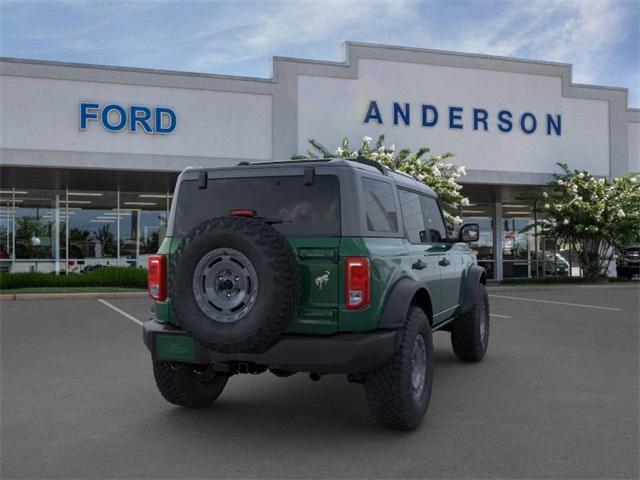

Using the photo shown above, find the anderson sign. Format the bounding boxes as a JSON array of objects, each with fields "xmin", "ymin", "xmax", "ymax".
[{"xmin": 363, "ymin": 100, "xmax": 562, "ymax": 136}]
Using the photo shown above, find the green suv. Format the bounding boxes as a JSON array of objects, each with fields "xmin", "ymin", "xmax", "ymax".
[{"xmin": 143, "ymin": 157, "xmax": 489, "ymax": 430}]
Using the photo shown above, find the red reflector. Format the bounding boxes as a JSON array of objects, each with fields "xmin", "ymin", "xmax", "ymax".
[
  {"xmin": 148, "ymin": 255, "xmax": 166, "ymax": 301},
  {"xmin": 345, "ymin": 257, "xmax": 370, "ymax": 309},
  {"xmin": 229, "ymin": 209, "xmax": 257, "ymax": 217}
]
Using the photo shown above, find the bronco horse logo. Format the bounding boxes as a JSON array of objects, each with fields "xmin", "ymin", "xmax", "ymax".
[{"xmin": 314, "ymin": 271, "xmax": 330, "ymax": 290}]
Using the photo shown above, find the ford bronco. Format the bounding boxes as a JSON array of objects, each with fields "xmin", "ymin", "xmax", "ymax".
[{"xmin": 143, "ymin": 157, "xmax": 489, "ymax": 430}]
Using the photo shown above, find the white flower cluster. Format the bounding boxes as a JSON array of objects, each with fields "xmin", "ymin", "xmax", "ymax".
[
  {"xmin": 537, "ymin": 162, "xmax": 640, "ymax": 279},
  {"xmin": 326, "ymin": 135, "xmax": 469, "ymax": 223}
]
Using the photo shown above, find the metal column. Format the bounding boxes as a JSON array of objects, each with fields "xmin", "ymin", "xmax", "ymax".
[{"xmin": 495, "ymin": 200, "xmax": 503, "ymax": 281}]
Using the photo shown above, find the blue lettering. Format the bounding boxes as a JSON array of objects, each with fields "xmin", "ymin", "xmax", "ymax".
[
  {"xmin": 421, "ymin": 104, "xmax": 438, "ymax": 127},
  {"xmin": 155, "ymin": 107, "xmax": 176, "ymax": 134},
  {"xmin": 364, "ymin": 100, "xmax": 383, "ymax": 124},
  {"xmin": 497, "ymin": 110, "xmax": 513, "ymax": 133},
  {"xmin": 101, "ymin": 104, "xmax": 127, "ymax": 132},
  {"xmin": 130, "ymin": 105, "xmax": 153, "ymax": 133},
  {"xmin": 546, "ymin": 114, "xmax": 561, "ymax": 136},
  {"xmin": 449, "ymin": 106, "xmax": 463, "ymax": 129},
  {"xmin": 393, "ymin": 102, "xmax": 410, "ymax": 126},
  {"xmin": 473, "ymin": 108, "xmax": 488, "ymax": 131},
  {"xmin": 520, "ymin": 112, "xmax": 537, "ymax": 134},
  {"xmin": 80, "ymin": 102, "xmax": 99, "ymax": 130}
]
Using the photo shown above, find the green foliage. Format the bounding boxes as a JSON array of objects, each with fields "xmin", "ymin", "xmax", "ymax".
[
  {"xmin": 0, "ymin": 267, "xmax": 148, "ymax": 290},
  {"xmin": 15, "ymin": 216, "xmax": 50, "ymax": 258},
  {"xmin": 297, "ymin": 135, "xmax": 468, "ymax": 223},
  {"xmin": 534, "ymin": 163, "xmax": 640, "ymax": 280},
  {"xmin": 93, "ymin": 225, "xmax": 116, "ymax": 257}
]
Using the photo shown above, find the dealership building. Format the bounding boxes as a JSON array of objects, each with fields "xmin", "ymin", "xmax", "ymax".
[{"xmin": 1, "ymin": 42, "xmax": 638, "ymax": 279}]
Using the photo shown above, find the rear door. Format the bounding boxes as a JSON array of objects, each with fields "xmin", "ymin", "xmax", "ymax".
[
  {"xmin": 420, "ymin": 196, "xmax": 463, "ymax": 320},
  {"xmin": 288, "ymin": 237, "xmax": 340, "ymax": 334},
  {"xmin": 398, "ymin": 189, "xmax": 444, "ymax": 318}
]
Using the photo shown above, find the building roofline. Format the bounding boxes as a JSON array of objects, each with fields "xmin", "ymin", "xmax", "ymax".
[
  {"xmin": 0, "ymin": 56, "xmax": 273, "ymax": 84},
  {"xmin": 344, "ymin": 41, "xmax": 574, "ymax": 68},
  {"xmin": 1, "ymin": 40, "xmax": 637, "ymax": 110}
]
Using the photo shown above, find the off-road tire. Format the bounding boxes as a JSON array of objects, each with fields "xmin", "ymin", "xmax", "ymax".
[
  {"xmin": 153, "ymin": 361, "xmax": 228, "ymax": 408},
  {"xmin": 170, "ymin": 217, "xmax": 300, "ymax": 354},
  {"xmin": 451, "ymin": 283, "xmax": 489, "ymax": 362},
  {"xmin": 364, "ymin": 306, "xmax": 433, "ymax": 431}
]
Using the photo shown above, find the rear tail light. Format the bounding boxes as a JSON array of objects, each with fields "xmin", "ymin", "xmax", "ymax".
[
  {"xmin": 148, "ymin": 255, "xmax": 167, "ymax": 301},
  {"xmin": 229, "ymin": 209, "xmax": 257, "ymax": 217},
  {"xmin": 345, "ymin": 257, "xmax": 370, "ymax": 309}
]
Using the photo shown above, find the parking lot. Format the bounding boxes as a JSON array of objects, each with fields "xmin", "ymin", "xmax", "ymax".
[{"xmin": 1, "ymin": 286, "xmax": 638, "ymax": 479}]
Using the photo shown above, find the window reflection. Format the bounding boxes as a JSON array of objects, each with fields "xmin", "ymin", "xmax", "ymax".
[
  {"xmin": 0, "ymin": 189, "xmax": 169, "ymax": 273},
  {"xmin": 501, "ymin": 203, "xmax": 535, "ymax": 278},
  {"xmin": 459, "ymin": 203, "xmax": 495, "ymax": 280},
  {"xmin": 66, "ymin": 191, "xmax": 118, "ymax": 271}
]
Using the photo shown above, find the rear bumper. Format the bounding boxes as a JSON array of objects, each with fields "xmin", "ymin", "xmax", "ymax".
[{"xmin": 143, "ymin": 319, "xmax": 397, "ymax": 374}]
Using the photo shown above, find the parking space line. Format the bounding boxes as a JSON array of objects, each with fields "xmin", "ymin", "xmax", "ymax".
[
  {"xmin": 97, "ymin": 299, "xmax": 143, "ymax": 326},
  {"xmin": 490, "ymin": 313, "xmax": 511, "ymax": 319},
  {"xmin": 489, "ymin": 294, "xmax": 621, "ymax": 311}
]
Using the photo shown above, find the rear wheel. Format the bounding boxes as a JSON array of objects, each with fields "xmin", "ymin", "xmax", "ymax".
[
  {"xmin": 364, "ymin": 306, "xmax": 433, "ymax": 431},
  {"xmin": 153, "ymin": 361, "xmax": 228, "ymax": 408},
  {"xmin": 450, "ymin": 283, "xmax": 490, "ymax": 362}
]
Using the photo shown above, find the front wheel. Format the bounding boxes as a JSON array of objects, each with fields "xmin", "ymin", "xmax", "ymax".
[
  {"xmin": 450, "ymin": 283, "xmax": 490, "ymax": 362},
  {"xmin": 153, "ymin": 361, "xmax": 228, "ymax": 408},
  {"xmin": 364, "ymin": 306, "xmax": 433, "ymax": 431}
]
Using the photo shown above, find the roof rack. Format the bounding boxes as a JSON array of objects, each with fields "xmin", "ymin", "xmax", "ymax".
[
  {"xmin": 237, "ymin": 158, "xmax": 332, "ymax": 167},
  {"xmin": 352, "ymin": 156, "xmax": 387, "ymax": 175},
  {"xmin": 236, "ymin": 155, "xmax": 387, "ymax": 175}
]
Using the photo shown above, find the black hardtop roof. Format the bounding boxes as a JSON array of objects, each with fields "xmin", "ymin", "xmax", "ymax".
[{"xmin": 184, "ymin": 157, "xmax": 437, "ymax": 197}]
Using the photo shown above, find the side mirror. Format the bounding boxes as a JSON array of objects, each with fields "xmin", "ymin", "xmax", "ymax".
[{"xmin": 459, "ymin": 223, "xmax": 479, "ymax": 243}]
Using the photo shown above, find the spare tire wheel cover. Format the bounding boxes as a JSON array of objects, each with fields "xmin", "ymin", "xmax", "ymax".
[{"xmin": 169, "ymin": 217, "xmax": 300, "ymax": 354}]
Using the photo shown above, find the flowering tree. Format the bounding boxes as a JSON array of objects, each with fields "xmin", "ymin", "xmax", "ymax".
[
  {"xmin": 536, "ymin": 163, "xmax": 640, "ymax": 280},
  {"xmin": 295, "ymin": 135, "xmax": 469, "ymax": 224}
]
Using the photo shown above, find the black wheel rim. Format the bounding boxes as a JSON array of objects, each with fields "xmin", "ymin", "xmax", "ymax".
[{"xmin": 192, "ymin": 247, "xmax": 259, "ymax": 323}]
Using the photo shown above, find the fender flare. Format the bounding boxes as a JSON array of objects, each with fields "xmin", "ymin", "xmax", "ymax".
[
  {"xmin": 379, "ymin": 277, "xmax": 431, "ymax": 329},
  {"xmin": 459, "ymin": 265, "xmax": 487, "ymax": 315}
]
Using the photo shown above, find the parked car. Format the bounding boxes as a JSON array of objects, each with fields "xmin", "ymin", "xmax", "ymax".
[
  {"xmin": 537, "ymin": 252, "xmax": 570, "ymax": 276},
  {"xmin": 0, "ymin": 249, "xmax": 11, "ymax": 273},
  {"xmin": 616, "ymin": 242, "xmax": 640, "ymax": 279},
  {"xmin": 143, "ymin": 157, "xmax": 489, "ymax": 430}
]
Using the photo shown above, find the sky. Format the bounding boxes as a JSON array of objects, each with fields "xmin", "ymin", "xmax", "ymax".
[{"xmin": 1, "ymin": 0, "xmax": 639, "ymax": 106}]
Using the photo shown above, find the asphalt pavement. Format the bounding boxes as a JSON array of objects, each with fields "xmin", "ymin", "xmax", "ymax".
[{"xmin": 1, "ymin": 286, "xmax": 638, "ymax": 479}]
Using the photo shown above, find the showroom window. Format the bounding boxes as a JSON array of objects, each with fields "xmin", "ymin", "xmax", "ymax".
[
  {"xmin": 501, "ymin": 203, "xmax": 535, "ymax": 278},
  {"xmin": 0, "ymin": 188, "xmax": 170, "ymax": 273},
  {"xmin": 461, "ymin": 203, "xmax": 496, "ymax": 280}
]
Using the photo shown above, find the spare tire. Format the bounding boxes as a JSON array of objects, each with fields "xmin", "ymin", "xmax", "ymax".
[{"xmin": 169, "ymin": 216, "xmax": 300, "ymax": 353}]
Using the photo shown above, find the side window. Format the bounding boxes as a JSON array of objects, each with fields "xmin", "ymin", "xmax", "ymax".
[
  {"xmin": 398, "ymin": 189, "xmax": 427, "ymax": 243},
  {"xmin": 361, "ymin": 177, "xmax": 398, "ymax": 233},
  {"xmin": 420, "ymin": 196, "xmax": 447, "ymax": 242}
]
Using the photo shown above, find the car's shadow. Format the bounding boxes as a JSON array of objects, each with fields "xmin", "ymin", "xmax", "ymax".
[{"xmin": 144, "ymin": 347, "xmax": 465, "ymax": 439}]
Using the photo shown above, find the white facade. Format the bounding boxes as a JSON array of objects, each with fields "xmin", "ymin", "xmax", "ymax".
[
  {"xmin": 1, "ymin": 42, "xmax": 638, "ymax": 179},
  {"xmin": 0, "ymin": 42, "xmax": 638, "ymax": 279},
  {"xmin": 299, "ymin": 60, "xmax": 611, "ymax": 177}
]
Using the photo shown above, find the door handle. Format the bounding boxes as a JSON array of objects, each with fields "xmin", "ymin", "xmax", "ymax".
[
  {"xmin": 412, "ymin": 259, "xmax": 427, "ymax": 270},
  {"xmin": 439, "ymin": 257, "xmax": 451, "ymax": 267}
]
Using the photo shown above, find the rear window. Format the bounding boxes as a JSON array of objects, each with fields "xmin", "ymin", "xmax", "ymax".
[{"xmin": 173, "ymin": 175, "xmax": 341, "ymax": 237}]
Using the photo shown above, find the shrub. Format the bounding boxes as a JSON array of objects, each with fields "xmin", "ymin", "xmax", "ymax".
[
  {"xmin": 0, "ymin": 267, "xmax": 148, "ymax": 290},
  {"xmin": 499, "ymin": 276, "xmax": 635, "ymax": 285}
]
